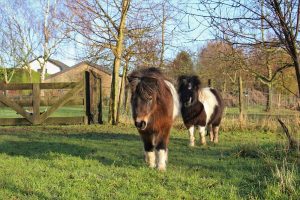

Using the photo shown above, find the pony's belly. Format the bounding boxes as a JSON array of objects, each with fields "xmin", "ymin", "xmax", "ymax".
[{"xmin": 183, "ymin": 115, "xmax": 206, "ymax": 128}]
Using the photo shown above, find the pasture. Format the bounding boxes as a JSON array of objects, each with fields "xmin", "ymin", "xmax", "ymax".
[{"xmin": 0, "ymin": 124, "xmax": 299, "ymax": 199}]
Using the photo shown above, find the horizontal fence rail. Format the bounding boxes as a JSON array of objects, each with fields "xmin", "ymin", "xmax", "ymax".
[
  {"xmin": 0, "ymin": 98, "xmax": 84, "ymax": 107},
  {"xmin": 0, "ymin": 117, "xmax": 86, "ymax": 126},
  {"xmin": 0, "ymin": 82, "xmax": 78, "ymax": 90}
]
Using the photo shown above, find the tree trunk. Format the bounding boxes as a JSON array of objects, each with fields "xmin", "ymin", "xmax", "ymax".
[
  {"xmin": 116, "ymin": 59, "xmax": 128, "ymax": 123},
  {"xmin": 293, "ymin": 57, "xmax": 300, "ymax": 97},
  {"xmin": 265, "ymin": 83, "xmax": 272, "ymax": 112},
  {"xmin": 3, "ymin": 69, "xmax": 7, "ymax": 96},
  {"xmin": 3, "ymin": 68, "xmax": 8, "ymax": 84},
  {"xmin": 28, "ymin": 68, "xmax": 33, "ymax": 83},
  {"xmin": 238, "ymin": 73, "xmax": 244, "ymax": 125},
  {"xmin": 40, "ymin": 62, "xmax": 47, "ymax": 82},
  {"xmin": 222, "ymin": 79, "xmax": 227, "ymax": 95},
  {"xmin": 124, "ymin": 86, "xmax": 129, "ymax": 112},
  {"xmin": 159, "ymin": 3, "xmax": 166, "ymax": 68},
  {"xmin": 3, "ymin": 67, "xmax": 15, "ymax": 96},
  {"xmin": 108, "ymin": 53, "xmax": 121, "ymax": 124},
  {"xmin": 41, "ymin": 0, "xmax": 50, "ymax": 83},
  {"xmin": 108, "ymin": 0, "xmax": 130, "ymax": 125},
  {"xmin": 277, "ymin": 93, "xmax": 281, "ymax": 108}
]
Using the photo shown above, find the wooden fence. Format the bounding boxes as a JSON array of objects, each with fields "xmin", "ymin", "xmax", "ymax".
[{"xmin": 0, "ymin": 71, "xmax": 102, "ymax": 126}]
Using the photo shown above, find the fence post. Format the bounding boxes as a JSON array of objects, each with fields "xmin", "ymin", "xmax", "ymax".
[
  {"xmin": 32, "ymin": 83, "xmax": 40, "ymax": 125},
  {"xmin": 84, "ymin": 70, "xmax": 103, "ymax": 124},
  {"xmin": 97, "ymin": 77, "xmax": 103, "ymax": 124},
  {"xmin": 85, "ymin": 71, "xmax": 92, "ymax": 124}
]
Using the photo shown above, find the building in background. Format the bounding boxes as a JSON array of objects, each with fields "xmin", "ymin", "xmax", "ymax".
[
  {"xmin": 27, "ymin": 57, "xmax": 69, "ymax": 75},
  {"xmin": 45, "ymin": 61, "xmax": 120, "ymax": 100}
]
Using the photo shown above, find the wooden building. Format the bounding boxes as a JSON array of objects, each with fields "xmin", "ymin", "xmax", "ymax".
[
  {"xmin": 1, "ymin": 61, "xmax": 122, "ymax": 106},
  {"xmin": 44, "ymin": 61, "xmax": 120, "ymax": 99}
]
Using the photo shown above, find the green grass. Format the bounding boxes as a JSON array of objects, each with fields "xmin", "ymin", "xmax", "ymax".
[
  {"xmin": 1, "ymin": 105, "xmax": 297, "ymax": 119},
  {"xmin": 225, "ymin": 105, "xmax": 298, "ymax": 116},
  {"xmin": 0, "ymin": 106, "xmax": 85, "ymax": 118},
  {"xmin": 0, "ymin": 125, "xmax": 299, "ymax": 199}
]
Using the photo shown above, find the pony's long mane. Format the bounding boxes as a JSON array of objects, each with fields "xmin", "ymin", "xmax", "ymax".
[{"xmin": 128, "ymin": 67, "xmax": 168, "ymax": 100}]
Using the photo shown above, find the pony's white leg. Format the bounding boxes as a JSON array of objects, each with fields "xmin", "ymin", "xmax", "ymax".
[
  {"xmin": 165, "ymin": 148, "xmax": 168, "ymax": 162},
  {"xmin": 208, "ymin": 124, "xmax": 214, "ymax": 142},
  {"xmin": 188, "ymin": 126, "xmax": 195, "ymax": 147},
  {"xmin": 157, "ymin": 149, "xmax": 167, "ymax": 171},
  {"xmin": 199, "ymin": 126, "xmax": 207, "ymax": 145},
  {"xmin": 213, "ymin": 126, "xmax": 219, "ymax": 144},
  {"xmin": 145, "ymin": 151, "xmax": 156, "ymax": 168}
]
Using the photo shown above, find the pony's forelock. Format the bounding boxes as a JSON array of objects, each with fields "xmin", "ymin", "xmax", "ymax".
[
  {"xmin": 178, "ymin": 75, "xmax": 201, "ymax": 91},
  {"xmin": 136, "ymin": 79, "xmax": 158, "ymax": 100},
  {"xmin": 128, "ymin": 67, "xmax": 166, "ymax": 100}
]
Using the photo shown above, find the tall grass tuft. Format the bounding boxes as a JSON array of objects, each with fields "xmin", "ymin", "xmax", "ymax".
[
  {"xmin": 265, "ymin": 159, "xmax": 299, "ymax": 199},
  {"xmin": 273, "ymin": 159, "xmax": 297, "ymax": 195}
]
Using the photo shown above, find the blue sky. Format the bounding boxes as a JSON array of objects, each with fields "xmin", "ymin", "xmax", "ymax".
[
  {"xmin": 0, "ymin": 0, "xmax": 214, "ymax": 67},
  {"xmin": 54, "ymin": 0, "xmax": 215, "ymax": 67}
]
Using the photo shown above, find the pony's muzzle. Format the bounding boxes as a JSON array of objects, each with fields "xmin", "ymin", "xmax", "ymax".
[{"xmin": 135, "ymin": 120, "xmax": 147, "ymax": 130}]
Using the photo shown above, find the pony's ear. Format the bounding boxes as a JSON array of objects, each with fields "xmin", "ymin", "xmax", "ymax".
[
  {"xmin": 191, "ymin": 75, "xmax": 201, "ymax": 87},
  {"xmin": 127, "ymin": 74, "xmax": 140, "ymax": 92},
  {"xmin": 178, "ymin": 75, "xmax": 188, "ymax": 85}
]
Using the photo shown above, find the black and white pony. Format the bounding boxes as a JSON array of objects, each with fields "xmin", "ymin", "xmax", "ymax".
[{"xmin": 178, "ymin": 75, "xmax": 224, "ymax": 146}]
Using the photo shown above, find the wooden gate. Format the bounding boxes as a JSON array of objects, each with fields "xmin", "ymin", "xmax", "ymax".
[{"xmin": 0, "ymin": 71, "xmax": 102, "ymax": 126}]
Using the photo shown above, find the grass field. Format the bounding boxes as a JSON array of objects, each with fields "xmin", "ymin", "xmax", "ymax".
[
  {"xmin": 0, "ymin": 125, "xmax": 299, "ymax": 199},
  {"xmin": 0, "ymin": 105, "xmax": 298, "ymax": 118},
  {"xmin": 0, "ymin": 106, "xmax": 85, "ymax": 118}
]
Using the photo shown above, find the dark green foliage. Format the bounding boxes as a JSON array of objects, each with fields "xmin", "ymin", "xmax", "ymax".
[
  {"xmin": 0, "ymin": 67, "xmax": 40, "ymax": 83},
  {"xmin": 10, "ymin": 68, "xmax": 40, "ymax": 83},
  {"xmin": 167, "ymin": 51, "xmax": 194, "ymax": 78}
]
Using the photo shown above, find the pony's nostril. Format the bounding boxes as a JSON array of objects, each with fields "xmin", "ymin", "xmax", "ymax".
[
  {"xmin": 135, "ymin": 121, "xmax": 141, "ymax": 128},
  {"xmin": 135, "ymin": 120, "xmax": 147, "ymax": 130},
  {"xmin": 141, "ymin": 121, "xmax": 147, "ymax": 130}
]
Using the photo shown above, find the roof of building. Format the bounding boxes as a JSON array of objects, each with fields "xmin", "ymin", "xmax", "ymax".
[
  {"xmin": 45, "ymin": 61, "xmax": 112, "ymax": 80},
  {"xmin": 48, "ymin": 58, "xmax": 69, "ymax": 71},
  {"xmin": 25, "ymin": 56, "xmax": 69, "ymax": 71}
]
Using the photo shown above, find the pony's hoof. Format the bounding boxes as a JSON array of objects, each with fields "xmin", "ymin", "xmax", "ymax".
[
  {"xmin": 200, "ymin": 139, "xmax": 207, "ymax": 145},
  {"xmin": 157, "ymin": 166, "xmax": 166, "ymax": 171},
  {"xmin": 148, "ymin": 162, "xmax": 156, "ymax": 168},
  {"xmin": 189, "ymin": 142, "xmax": 195, "ymax": 147}
]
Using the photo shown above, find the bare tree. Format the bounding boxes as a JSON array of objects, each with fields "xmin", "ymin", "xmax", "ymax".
[
  {"xmin": 0, "ymin": 3, "xmax": 39, "ymax": 84},
  {"xmin": 146, "ymin": 0, "xmax": 182, "ymax": 69},
  {"xmin": 0, "ymin": 0, "xmax": 69, "ymax": 84},
  {"xmin": 39, "ymin": 0, "xmax": 70, "ymax": 82},
  {"xmin": 66, "ymin": 0, "xmax": 131, "ymax": 124},
  {"xmin": 188, "ymin": 0, "xmax": 300, "ymax": 97}
]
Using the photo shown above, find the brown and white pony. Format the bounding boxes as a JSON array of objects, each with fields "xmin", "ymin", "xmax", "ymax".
[
  {"xmin": 127, "ymin": 67, "xmax": 179, "ymax": 171},
  {"xmin": 178, "ymin": 75, "xmax": 224, "ymax": 146}
]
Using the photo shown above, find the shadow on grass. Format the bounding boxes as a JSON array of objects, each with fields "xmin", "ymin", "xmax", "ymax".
[
  {"xmin": 0, "ymin": 140, "xmax": 95, "ymax": 159},
  {"xmin": 57, "ymin": 131, "xmax": 141, "ymax": 142},
  {"xmin": 3, "ymin": 181, "xmax": 48, "ymax": 199},
  {"xmin": 0, "ymin": 132, "xmax": 143, "ymax": 168}
]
